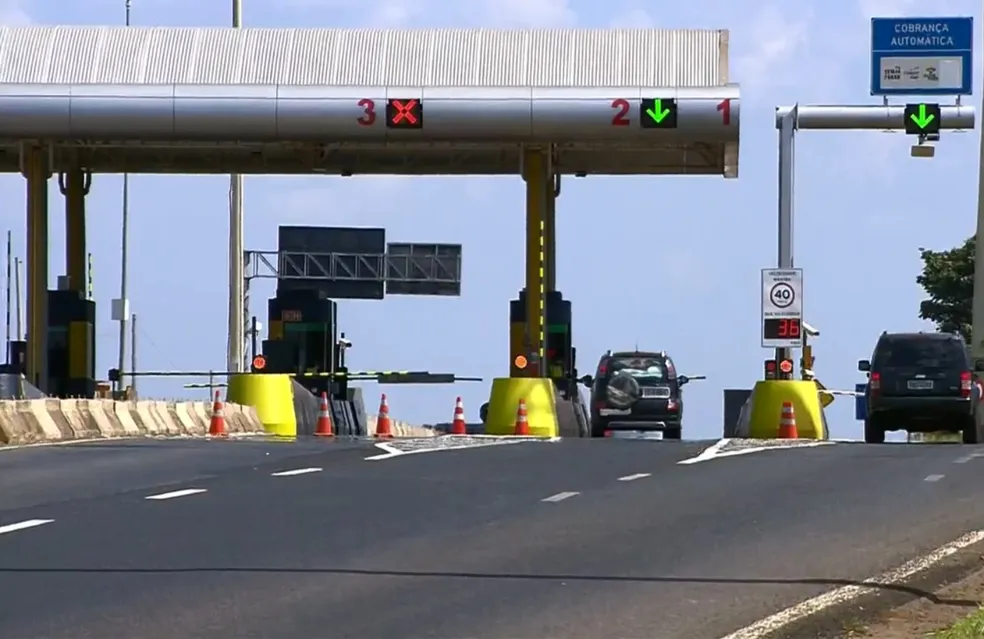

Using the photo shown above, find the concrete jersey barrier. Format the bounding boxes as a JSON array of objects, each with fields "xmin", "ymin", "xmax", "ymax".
[
  {"xmin": 0, "ymin": 399, "xmax": 265, "ymax": 446},
  {"xmin": 0, "ymin": 397, "xmax": 435, "ymax": 445}
]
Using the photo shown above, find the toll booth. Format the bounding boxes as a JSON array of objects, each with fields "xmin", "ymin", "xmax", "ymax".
[
  {"xmin": 46, "ymin": 289, "xmax": 95, "ymax": 398},
  {"xmin": 6, "ymin": 340, "xmax": 25, "ymax": 375},
  {"xmin": 509, "ymin": 290, "xmax": 576, "ymax": 394},
  {"xmin": 260, "ymin": 289, "xmax": 340, "ymax": 392}
]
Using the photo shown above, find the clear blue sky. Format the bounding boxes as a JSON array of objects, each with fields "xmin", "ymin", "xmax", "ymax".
[{"xmin": 0, "ymin": 0, "xmax": 979, "ymax": 440}]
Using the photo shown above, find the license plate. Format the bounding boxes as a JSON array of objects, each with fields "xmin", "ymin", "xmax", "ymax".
[
  {"xmin": 607, "ymin": 430, "xmax": 663, "ymax": 440},
  {"xmin": 599, "ymin": 408, "xmax": 631, "ymax": 416},
  {"xmin": 641, "ymin": 387, "xmax": 670, "ymax": 399},
  {"xmin": 907, "ymin": 379, "xmax": 934, "ymax": 390}
]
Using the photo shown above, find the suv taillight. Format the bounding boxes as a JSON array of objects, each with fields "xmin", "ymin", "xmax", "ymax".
[
  {"xmin": 961, "ymin": 371, "xmax": 972, "ymax": 397},
  {"xmin": 869, "ymin": 372, "xmax": 881, "ymax": 395},
  {"xmin": 667, "ymin": 398, "xmax": 678, "ymax": 411}
]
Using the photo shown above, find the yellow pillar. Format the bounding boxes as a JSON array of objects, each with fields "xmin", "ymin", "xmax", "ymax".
[
  {"xmin": 59, "ymin": 166, "xmax": 90, "ymax": 294},
  {"xmin": 23, "ymin": 145, "xmax": 50, "ymax": 391},
  {"xmin": 523, "ymin": 148, "xmax": 547, "ymax": 377},
  {"xmin": 544, "ymin": 171, "xmax": 557, "ymax": 292}
]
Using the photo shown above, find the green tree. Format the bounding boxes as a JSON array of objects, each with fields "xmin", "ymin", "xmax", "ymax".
[{"xmin": 917, "ymin": 236, "xmax": 974, "ymax": 343}]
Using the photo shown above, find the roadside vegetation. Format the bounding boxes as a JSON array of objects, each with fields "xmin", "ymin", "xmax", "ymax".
[{"xmin": 932, "ymin": 607, "xmax": 984, "ymax": 638}]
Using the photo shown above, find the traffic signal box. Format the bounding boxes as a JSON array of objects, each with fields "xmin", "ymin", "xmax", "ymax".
[
  {"xmin": 903, "ymin": 102, "xmax": 941, "ymax": 135},
  {"xmin": 260, "ymin": 289, "xmax": 341, "ymax": 396},
  {"xmin": 46, "ymin": 289, "xmax": 95, "ymax": 398},
  {"xmin": 509, "ymin": 290, "xmax": 576, "ymax": 394}
]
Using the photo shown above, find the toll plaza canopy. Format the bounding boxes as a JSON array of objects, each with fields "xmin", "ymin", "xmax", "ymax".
[{"xmin": 0, "ymin": 26, "xmax": 740, "ymax": 176}]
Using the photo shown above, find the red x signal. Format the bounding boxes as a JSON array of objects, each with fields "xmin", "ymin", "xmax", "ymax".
[{"xmin": 388, "ymin": 99, "xmax": 420, "ymax": 126}]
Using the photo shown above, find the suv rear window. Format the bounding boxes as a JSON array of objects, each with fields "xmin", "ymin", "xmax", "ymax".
[
  {"xmin": 605, "ymin": 356, "xmax": 670, "ymax": 386},
  {"xmin": 874, "ymin": 337, "xmax": 967, "ymax": 369}
]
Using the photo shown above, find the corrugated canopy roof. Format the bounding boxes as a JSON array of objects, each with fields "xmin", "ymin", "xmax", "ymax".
[{"xmin": 0, "ymin": 26, "xmax": 729, "ymax": 87}]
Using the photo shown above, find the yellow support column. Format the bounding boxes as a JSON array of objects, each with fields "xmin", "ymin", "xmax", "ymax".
[
  {"xmin": 23, "ymin": 145, "xmax": 50, "ymax": 391},
  {"xmin": 523, "ymin": 148, "xmax": 547, "ymax": 377},
  {"xmin": 544, "ymin": 167, "xmax": 558, "ymax": 293},
  {"xmin": 59, "ymin": 166, "xmax": 91, "ymax": 294}
]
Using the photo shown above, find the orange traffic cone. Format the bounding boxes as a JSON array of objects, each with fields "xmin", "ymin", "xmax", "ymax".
[
  {"xmin": 375, "ymin": 394, "xmax": 393, "ymax": 438},
  {"xmin": 450, "ymin": 396, "xmax": 467, "ymax": 435},
  {"xmin": 209, "ymin": 391, "xmax": 227, "ymax": 437},
  {"xmin": 514, "ymin": 398, "xmax": 530, "ymax": 436},
  {"xmin": 315, "ymin": 392, "xmax": 334, "ymax": 437},
  {"xmin": 778, "ymin": 401, "xmax": 798, "ymax": 439}
]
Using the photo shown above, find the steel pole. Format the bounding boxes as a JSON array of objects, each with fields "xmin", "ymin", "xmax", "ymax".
[
  {"xmin": 116, "ymin": 0, "xmax": 132, "ymax": 394},
  {"xmin": 130, "ymin": 313, "xmax": 137, "ymax": 396},
  {"xmin": 5, "ymin": 230, "xmax": 11, "ymax": 361},
  {"xmin": 227, "ymin": 0, "xmax": 245, "ymax": 374},
  {"xmin": 775, "ymin": 105, "xmax": 797, "ymax": 365},
  {"xmin": 972, "ymin": 10, "xmax": 984, "ymax": 356}
]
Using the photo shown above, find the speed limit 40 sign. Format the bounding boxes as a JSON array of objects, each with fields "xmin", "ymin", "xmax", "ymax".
[{"xmin": 761, "ymin": 268, "xmax": 803, "ymax": 349}]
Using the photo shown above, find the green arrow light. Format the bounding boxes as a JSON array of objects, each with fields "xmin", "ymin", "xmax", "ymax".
[
  {"xmin": 645, "ymin": 98, "xmax": 671, "ymax": 124},
  {"xmin": 909, "ymin": 103, "xmax": 936, "ymax": 130}
]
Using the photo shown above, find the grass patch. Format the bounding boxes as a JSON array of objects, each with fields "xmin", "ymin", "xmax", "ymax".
[{"xmin": 933, "ymin": 606, "xmax": 984, "ymax": 638}]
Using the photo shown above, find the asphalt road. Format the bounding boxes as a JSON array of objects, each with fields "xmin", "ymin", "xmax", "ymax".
[{"xmin": 1, "ymin": 436, "xmax": 984, "ymax": 638}]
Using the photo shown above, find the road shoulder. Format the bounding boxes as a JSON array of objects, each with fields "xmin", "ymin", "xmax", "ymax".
[
  {"xmin": 855, "ymin": 561, "xmax": 984, "ymax": 638},
  {"xmin": 772, "ymin": 539, "xmax": 984, "ymax": 638}
]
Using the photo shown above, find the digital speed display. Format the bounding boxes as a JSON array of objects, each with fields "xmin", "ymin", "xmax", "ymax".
[{"xmin": 763, "ymin": 317, "xmax": 801, "ymax": 341}]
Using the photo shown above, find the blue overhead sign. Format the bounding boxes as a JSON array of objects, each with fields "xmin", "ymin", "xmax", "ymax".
[{"xmin": 870, "ymin": 17, "xmax": 973, "ymax": 96}]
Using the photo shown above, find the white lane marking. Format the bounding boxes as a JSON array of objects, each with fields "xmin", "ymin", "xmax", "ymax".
[
  {"xmin": 271, "ymin": 467, "xmax": 323, "ymax": 477},
  {"xmin": 145, "ymin": 488, "xmax": 207, "ymax": 501},
  {"xmin": 718, "ymin": 529, "xmax": 984, "ymax": 639},
  {"xmin": 678, "ymin": 439, "xmax": 835, "ymax": 465},
  {"xmin": 678, "ymin": 438, "xmax": 730, "ymax": 465},
  {"xmin": 924, "ymin": 474, "xmax": 945, "ymax": 482},
  {"xmin": 541, "ymin": 491, "xmax": 579, "ymax": 503},
  {"xmin": 618, "ymin": 473, "xmax": 651, "ymax": 482},
  {"xmin": 365, "ymin": 437, "xmax": 560, "ymax": 461},
  {"xmin": 954, "ymin": 450, "xmax": 984, "ymax": 464},
  {"xmin": 0, "ymin": 519, "xmax": 54, "ymax": 535}
]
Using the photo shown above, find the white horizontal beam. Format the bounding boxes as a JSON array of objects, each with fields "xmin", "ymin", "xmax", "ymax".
[{"xmin": 775, "ymin": 105, "xmax": 975, "ymax": 130}]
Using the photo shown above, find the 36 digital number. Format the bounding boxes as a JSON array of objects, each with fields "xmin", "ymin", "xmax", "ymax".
[{"xmin": 764, "ymin": 318, "xmax": 800, "ymax": 340}]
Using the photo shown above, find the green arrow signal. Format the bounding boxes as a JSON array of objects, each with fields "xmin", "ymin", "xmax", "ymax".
[
  {"xmin": 645, "ymin": 98, "xmax": 671, "ymax": 124},
  {"xmin": 909, "ymin": 103, "xmax": 936, "ymax": 130}
]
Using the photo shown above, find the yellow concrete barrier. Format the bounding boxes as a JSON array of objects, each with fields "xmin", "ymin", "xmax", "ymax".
[
  {"xmin": 227, "ymin": 373, "xmax": 297, "ymax": 438},
  {"xmin": 747, "ymin": 380, "xmax": 827, "ymax": 440},
  {"xmin": 484, "ymin": 377, "xmax": 558, "ymax": 437}
]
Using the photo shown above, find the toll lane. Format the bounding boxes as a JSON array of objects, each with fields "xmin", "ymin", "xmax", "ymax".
[
  {"xmin": 0, "ymin": 440, "xmax": 983, "ymax": 638},
  {"xmin": 0, "ymin": 437, "xmax": 375, "ymax": 512}
]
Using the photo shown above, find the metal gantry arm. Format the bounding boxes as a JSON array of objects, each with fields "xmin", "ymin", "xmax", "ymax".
[
  {"xmin": 775, "ymin": 104, "xmax": 975, "ymax": 130},
  {"xmin": 244, "ymin": 250, "xmax": 462, "ymax": 284},
  {"xmin": 774, "ymin": 102, "xmax": 976, "ymax": 364}
]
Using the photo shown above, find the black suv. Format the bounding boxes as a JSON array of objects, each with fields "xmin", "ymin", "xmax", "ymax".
[
  {"xmin": 859, "ymin": 331, "xmax": 984, "ymax": 444},
  {"xmin": 580, "ymin": 350, "xmax": 699, "ymax": 439}
]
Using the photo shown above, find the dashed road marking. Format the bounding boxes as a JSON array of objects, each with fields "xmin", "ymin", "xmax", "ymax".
[
  {"xmin": 924, "ymin": 474, "xmax": 945, "ymax": 482},
  {"xmin": 617, "ymin": 473, "xmax": 651, "ymax": 482},
  {"xmin": 145, "ymin": 488, "xmax": 207, "ymax": 501},
  {"xmin": 0, "ymin": 519, "xmax": 54, "ymax": 535},
  {"xmin": 271, "ymin": 467, "xmax": 323, "ymax": 477},
  {"xmin": 717, "ymin": 529, "xmax": 984, "ymax": 639},
  {"xmin": 541, "ymin": 491, "xmax": 579, "ymax": 503}
]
